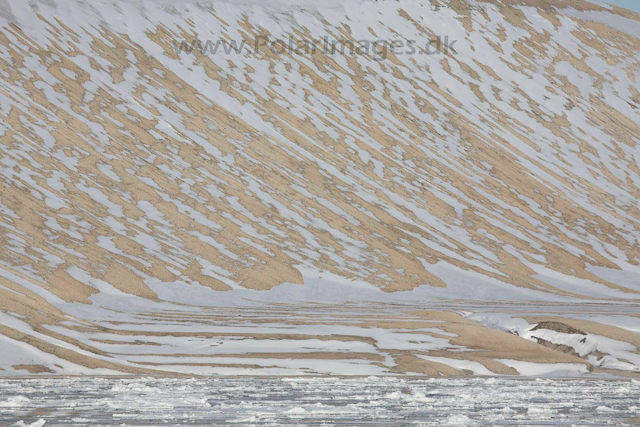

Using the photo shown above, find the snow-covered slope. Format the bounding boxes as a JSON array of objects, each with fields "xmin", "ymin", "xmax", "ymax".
[{"xmin": 0, "ymin": 0, "xmax": 639, "ymax": 376}]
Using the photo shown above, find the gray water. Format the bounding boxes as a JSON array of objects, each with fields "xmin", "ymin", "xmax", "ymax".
[{"xmin": 2, "ymin": 376, "xmax": 640, "ymax": 426}]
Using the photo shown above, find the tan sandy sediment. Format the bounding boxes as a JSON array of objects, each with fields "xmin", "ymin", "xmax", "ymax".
[{"xmin": 0, "ymin": 0, "xmax": 639, "ymax": 376}]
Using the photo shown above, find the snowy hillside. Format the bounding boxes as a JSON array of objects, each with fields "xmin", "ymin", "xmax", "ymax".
[{"xmin": 0, "ymin": 0, "xmax": 639, "ymax": 376}]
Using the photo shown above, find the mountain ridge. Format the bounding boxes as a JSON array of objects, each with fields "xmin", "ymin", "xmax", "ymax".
[{"xmin": 0, "ymin": 0, "xmax": 639, "ymax": 376}]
